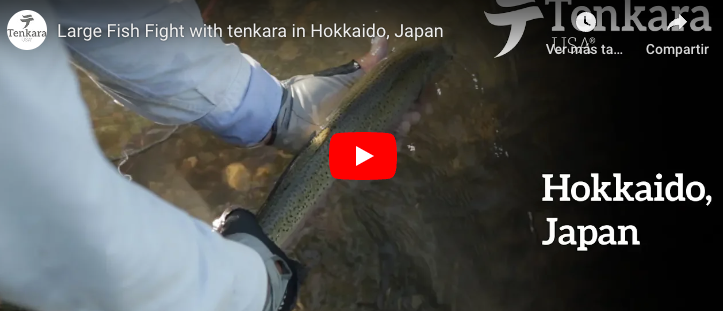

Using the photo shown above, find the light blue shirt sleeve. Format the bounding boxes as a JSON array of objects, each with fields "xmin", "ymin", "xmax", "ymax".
[
  {"xmin": 54, "ymin": 0, "xmax": 283, "ymax": 145},
  {"xmin": 1, "ymin": 1, "xmax": 269, "ymax": 311}
]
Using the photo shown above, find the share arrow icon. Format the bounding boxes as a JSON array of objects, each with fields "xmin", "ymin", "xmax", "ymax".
[{"xmin": 667, "ymin": 14, "xmax": 687, "ymax": 30}]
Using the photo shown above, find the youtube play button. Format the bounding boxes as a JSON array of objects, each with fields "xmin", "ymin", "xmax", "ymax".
[
  {"xmin": 356, "ymin": 147, "xmax": 373, "ymax": 166},
  {"xmin": 329, "ymin": 132, "xmax": 397, "ymax": 180}
]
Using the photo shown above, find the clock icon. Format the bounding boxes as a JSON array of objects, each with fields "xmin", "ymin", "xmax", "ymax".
[{"xmin": 575, "ymin": 12, "xmax": 596, "ymax": 32}]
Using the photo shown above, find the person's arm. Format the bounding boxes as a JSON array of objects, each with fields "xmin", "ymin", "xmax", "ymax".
[
  {"xmin": 50, "ymin": 0, "xmax": 398, "ymax": 154},
  {"xmin": 0, "ymin": 2, "xmax": 268, "ymax": 311},
  {"xmin": 51, "ymin": 0, "xmax": 283, "ymax": 146}
]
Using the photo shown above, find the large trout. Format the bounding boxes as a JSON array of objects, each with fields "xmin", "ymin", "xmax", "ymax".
[{"xmin": 256, "ymin": 39, "xmax": 452, "ymax": 249}]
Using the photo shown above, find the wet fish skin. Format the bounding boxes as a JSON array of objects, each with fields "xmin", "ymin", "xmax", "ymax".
[{"xmin": 255, "ymin": 39, "xmax": 453, "ymax": 249}]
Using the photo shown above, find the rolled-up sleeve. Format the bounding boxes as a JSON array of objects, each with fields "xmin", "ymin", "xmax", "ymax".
[{"xmin": 54, "ymin": 0, "xmax": 282, "ymax": 145}]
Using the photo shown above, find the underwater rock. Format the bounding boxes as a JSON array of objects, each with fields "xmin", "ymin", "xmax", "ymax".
[{"xmin": 223, "ymin": 162, "xmax": 252, "ymax": 191}]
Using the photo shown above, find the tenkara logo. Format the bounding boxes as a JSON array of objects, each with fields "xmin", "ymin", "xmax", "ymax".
[
  {"xmin": 484, "ymin": 0, "xmax": 544, "ymax": 58},
  {"xmin": 7, "ymin": 10, "xmax": 47, "ymax": 50},
  {"xmin": 485, "ymin": 0, "xmax": 712, "ymax": 58}
]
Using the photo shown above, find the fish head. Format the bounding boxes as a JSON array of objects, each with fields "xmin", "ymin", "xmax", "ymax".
[
  {"xmin": 398, "ymin": 38, "xmax": 454, "ymax": 85},
  {"xmin": 425, "ymin": 40, "xmax": 455, "ymax": 79}
]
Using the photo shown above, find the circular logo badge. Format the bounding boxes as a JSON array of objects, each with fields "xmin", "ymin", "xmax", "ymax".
[{"xmin": 7, "ymin": 10, "xmax": 48, "ymax": 50}]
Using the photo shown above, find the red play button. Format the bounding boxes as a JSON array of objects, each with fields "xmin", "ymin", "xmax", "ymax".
[{"xmin": 329, "ymin": 132, "xmax": 397, "ymax": 180}]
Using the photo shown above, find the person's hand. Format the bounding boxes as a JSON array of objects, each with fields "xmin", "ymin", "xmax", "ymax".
[
  {"xmin": 213, "ymin": 206, "xmax": 305, "ymax": 311},
  {"xmin": 264, "ymin": 37, "xmax": 433, "ymax": 153}
]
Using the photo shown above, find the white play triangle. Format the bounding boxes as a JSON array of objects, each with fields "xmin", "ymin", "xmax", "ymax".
[{"xmin": 355, "ymin": 146, "xmax": 373, "ymax": 166}]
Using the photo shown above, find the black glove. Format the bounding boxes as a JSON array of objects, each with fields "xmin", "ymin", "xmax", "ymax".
[{"xmin": 214, "ymin": 207, "xmax": 306, "ymax": 311}]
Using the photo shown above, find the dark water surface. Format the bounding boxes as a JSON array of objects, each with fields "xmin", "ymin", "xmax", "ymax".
[{"xmin": 3, "ymin": 0, "xmax": 632, "ymax": 310}]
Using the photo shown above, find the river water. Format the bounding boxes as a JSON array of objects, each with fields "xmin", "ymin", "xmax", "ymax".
[{"xmin": 2, "ymin": 0, "xmax": 623, "ymax": 310}]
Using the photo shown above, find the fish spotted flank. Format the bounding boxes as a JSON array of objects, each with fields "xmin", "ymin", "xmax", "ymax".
[{"xmin": 256, "ymin": 39, "xmax": 453, "ymax": 249}]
